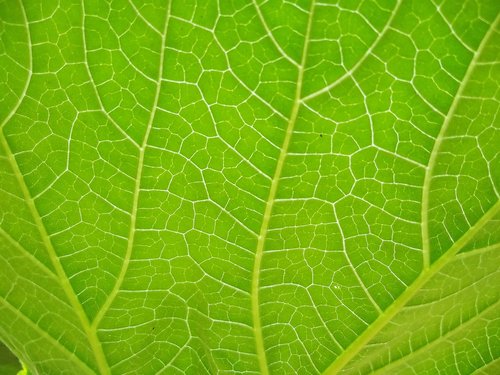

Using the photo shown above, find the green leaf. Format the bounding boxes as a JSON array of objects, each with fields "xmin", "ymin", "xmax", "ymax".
[{"xmin": 1, "ymin": 0, "xmax": 499, "ymax": 374}]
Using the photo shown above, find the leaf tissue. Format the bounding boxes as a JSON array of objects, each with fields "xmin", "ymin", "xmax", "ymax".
[{"xmin": 0, "ymin": 0, "xmax": 499, "ymax": 374}]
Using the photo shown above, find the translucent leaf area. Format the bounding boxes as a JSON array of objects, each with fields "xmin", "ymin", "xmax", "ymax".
[{"xmin": 0, "ymin": 0, "xmax": 499, "ymax": 374}]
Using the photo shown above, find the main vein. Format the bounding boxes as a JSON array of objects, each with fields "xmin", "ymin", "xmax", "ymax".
[
  {"xmin": 250, "ymin": 2, "xmax": 315, "ymax": 374},
  {"xmin": 91, "ymin": 1, "xmax": 171, "ymax": 330}
]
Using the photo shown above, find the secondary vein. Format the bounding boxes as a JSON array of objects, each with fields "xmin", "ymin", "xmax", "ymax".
[
  {"xmin": 322, "ymin": 200, "xmax": 500, "ymax": 375},
  {"xmin": 1, "ymin": 1, "xmax": 110, "ymax": 373},
  {"xmin": 250, "ymin": 2, "xmax": 316, "ymax": 374},
  {"xmin": 421, "ymin": 15, "xmax": 499, "ymax": 269},
  {"xmin": 91, "ymin": 1, "xmax": 171, "ymax": 330},
  {"xmin": 324, "ymin": 16, "xmax": 500, "ymax": 374}
]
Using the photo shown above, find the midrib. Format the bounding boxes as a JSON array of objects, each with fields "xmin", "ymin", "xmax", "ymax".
[{"xmin": 250, "ymin": 2, "xmax": 315, "ymax": 374}]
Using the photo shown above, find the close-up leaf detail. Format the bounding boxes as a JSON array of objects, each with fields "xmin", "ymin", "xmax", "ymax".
[{"xmin": 0, "ymin": 0, "xmax": 499, "ymax": 374}]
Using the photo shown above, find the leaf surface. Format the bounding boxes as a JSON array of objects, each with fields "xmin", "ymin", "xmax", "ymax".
[{"xmin": 0, "ymin": 0, "xmax": 499, "ymax": 374}]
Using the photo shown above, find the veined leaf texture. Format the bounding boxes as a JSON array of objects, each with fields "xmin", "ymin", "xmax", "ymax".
[{"xmin": 0, "ymin": 0, "xmax": 499, "ymax": 374}]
